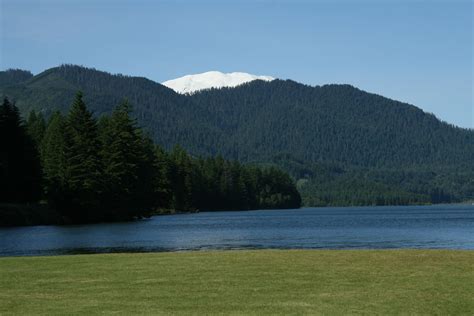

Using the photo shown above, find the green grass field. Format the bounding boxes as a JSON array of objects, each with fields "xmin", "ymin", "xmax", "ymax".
[{"xmin": 1, "ymin": 250, "xmax": 473, "ymax": 315}]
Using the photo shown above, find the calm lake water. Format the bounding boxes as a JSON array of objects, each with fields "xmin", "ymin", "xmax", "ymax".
[{"xmin": 0, "ymin": 204, "xmax": 473, "ymax": 256}]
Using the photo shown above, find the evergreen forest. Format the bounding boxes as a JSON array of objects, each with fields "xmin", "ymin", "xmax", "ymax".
[{"xmin": 0, "ymin": 94, "xmax": 301, "ymax": 226}]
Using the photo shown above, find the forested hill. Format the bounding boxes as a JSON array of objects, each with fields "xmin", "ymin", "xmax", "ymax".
[
  {"xmin": 1, "ymin": 65, "xmax": 473, "ymax": 205},
  {"xmin": 189, "ymin": 80, "xmax": 472, "ymax": 169},
  {"xmin": 1, "ymin": 65, "xmax": 471, "ymax": 169},
  {"xmin": 0, "ymin": 69, "xmax": 33, "ymax": 87},
  {"xmin": 0, "ymin": 65, "xmax": 225, "ymax": 157}
]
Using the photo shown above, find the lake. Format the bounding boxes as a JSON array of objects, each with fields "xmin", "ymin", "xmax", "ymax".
[{"xmin": 0, "ymin": 204, "xmax": 473, "ymax": 256}]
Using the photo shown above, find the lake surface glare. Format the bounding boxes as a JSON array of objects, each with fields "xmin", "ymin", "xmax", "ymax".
[{"xmin": 0, "ymin": 204, "xmax": 473, "ymax": 256}]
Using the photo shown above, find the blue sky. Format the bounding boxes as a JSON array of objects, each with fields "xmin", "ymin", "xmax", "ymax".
[{"xmin": 1, "ymin": 0, "xmax": 472, "ymax": 128}]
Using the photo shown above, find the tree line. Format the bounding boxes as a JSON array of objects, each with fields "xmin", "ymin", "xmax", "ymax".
[{"xmin": 0, "ymin": 93, "xmax": 301, "ymax": 225}]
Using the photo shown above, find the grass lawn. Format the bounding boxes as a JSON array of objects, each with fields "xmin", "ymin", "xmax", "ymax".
[{"xmin": 0, "ymin": 250, "xmax": 473, "ymax": 315}]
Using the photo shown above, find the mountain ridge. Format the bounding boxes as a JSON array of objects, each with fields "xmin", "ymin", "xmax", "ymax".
[
  {"xmin": 1, "ymin": 65, "xmax": 471, "ymax": 164},
  {"xmin": 1, "ymin": 65, "xmax": 472, "ymax": 205}
]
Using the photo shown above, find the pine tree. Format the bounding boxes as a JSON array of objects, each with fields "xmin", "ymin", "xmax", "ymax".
[
  {"xmin": 134, "ymin": 132, "xmax": 161, "ymax": 217},
  {"xmin": 169, "ymin": 145, "xmax": 194, "ymax": 211},
  {"xmin": 26, "ymin": 110, "xmax": 46, "ymax": 151},
  {"xmin": 153, "ymin": 146, "xmax": 172, "ymax": 209},
  {"xmin": 41, "ymin": 112, "xmax": 67, "ymax": 208},
  {"xmin": 99, "ymin": 101, "xmax": 158, "ymax": 219},
  {"xmin": 0, "ymin": 97, "xmax": 42, "ymax": 203},
  {"xmin": 63, "ymin": 92, "xmax": 102, "ymax": 222}
]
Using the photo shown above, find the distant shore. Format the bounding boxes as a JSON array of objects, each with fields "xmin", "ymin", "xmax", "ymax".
[{"xmin": 2, "ymin": 201, "xmax": 473, "ymax": 227}]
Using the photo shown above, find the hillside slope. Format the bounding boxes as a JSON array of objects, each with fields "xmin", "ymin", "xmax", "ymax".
[
  {"xmin": 189, "ymin": 80, "xmax": 472, "ymax": 168},
  {"xmin": 1, "ymin": 65, "xmax": 472, "ymax": 205},
  {"xmin": 0, "ymin": 65, "xmax": 222, "ymax": 156}
]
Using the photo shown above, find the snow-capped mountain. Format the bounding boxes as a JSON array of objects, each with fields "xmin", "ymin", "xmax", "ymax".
[{"xmin": 162, "ymin": 71, "xmax": 275, "ymax": 94}]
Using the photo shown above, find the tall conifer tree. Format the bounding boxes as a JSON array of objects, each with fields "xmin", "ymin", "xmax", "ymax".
[
  {"xmin": 0, "ymin": 97, "xmax": 42, "ymax": 202},
  {"xmin": 26, "ymin": 110, "xmax": 46, "ymax": 151},
  {"xmin": 99, "ymin": 101, "xmax": 156, "ymax": 219},
  {"xmin": 63, "ymin": 92, "xmax": 102, "ymax": 222},
  {"xmin": 153, "ymin": 146, "xmax": 172, "ymax": 209},
  {"xmin": 169, "ymin": 145, "xmax": 194, "ymax": 211},
  {"xmin": 41, "ymin": 112, "xmax": 67, "ymax": 208}
]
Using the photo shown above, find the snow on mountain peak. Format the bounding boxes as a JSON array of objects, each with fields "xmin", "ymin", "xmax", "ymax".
[{"xmin": 162, "ymin": 71, "xmax": 275, "ymax": 94}]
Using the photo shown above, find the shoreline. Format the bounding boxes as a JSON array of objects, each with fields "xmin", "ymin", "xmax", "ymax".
[
  {"xmin": 2, "ymin": 201, "xmax": 472, "ymax": 228},
  {"xmin": 1, "ymin": 247, "xmax": 473, "ymax": 259}
]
